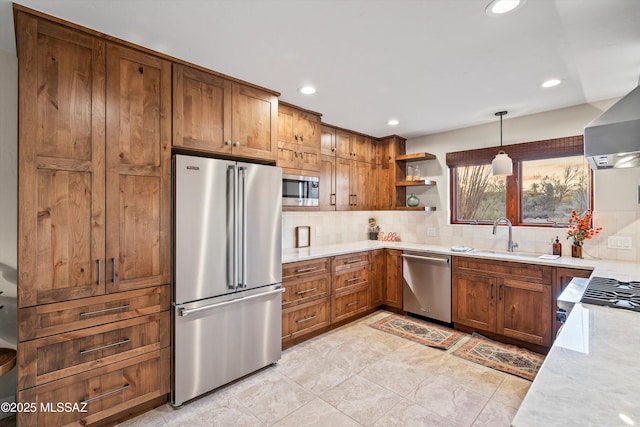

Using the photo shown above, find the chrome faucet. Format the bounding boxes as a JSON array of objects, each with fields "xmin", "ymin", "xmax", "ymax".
[{"xmin": 492, "ymin": 217, "xmax": 518, "ymax": 252}]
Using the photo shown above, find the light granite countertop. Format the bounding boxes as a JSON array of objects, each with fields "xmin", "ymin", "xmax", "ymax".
[{"xmin": 284, "ymin": 240, "xmax": 640, "ymax": 426}]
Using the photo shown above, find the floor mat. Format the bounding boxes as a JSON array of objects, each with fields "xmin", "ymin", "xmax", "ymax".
[{"xmin": 369, "ymin": 314, "xmax": 466, "ymax": 350}]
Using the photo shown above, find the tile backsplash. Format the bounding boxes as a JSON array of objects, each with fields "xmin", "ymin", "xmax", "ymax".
[{"xmin": 282, "ymin": 210, "xmax": 638, "ymax": 263}]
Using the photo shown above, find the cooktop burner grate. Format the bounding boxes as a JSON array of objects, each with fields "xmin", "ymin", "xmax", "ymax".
[{"xmin": 581, "ymin": 276, "xmax": 640, "ymax": 312}]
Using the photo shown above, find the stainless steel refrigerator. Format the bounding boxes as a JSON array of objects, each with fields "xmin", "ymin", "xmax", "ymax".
[{"xmin": 172, "ymin": 154, "xmax": 282, "ymax": 407}]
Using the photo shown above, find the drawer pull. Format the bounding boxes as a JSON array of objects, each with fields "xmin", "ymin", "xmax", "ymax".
[
  {"xmin": 80, "ymin": 304, "xmax": 131, "ymax": 317},
  {"xmin": 345, "ymin": 278, "xmax": 360, "ymax": 283},
  {"xmin": 295, "ymin": 287, "xmax": 317, "ymax": 295},
  {"xmin": 80, "ymin": 383, "xmax": 129, "ymax": 404},
  {"xmin": 112, "ymin": 258, "xmax": 117, "ymax": 283},
  {"xmin": 346, "ymin": 300, "xmax": 360, "ymax": 307},
  {"xmin": 80, "ymin": 338, "xmax": 131, "ymax": 355},
  {"xmin": 345, "ymin": 259, "xmax": 361, "ymax": 264},
  {"xmin": 295, "ymin": 314, "xmax": 317, "ymax": 324},
  {"xmin": 295, "ymin": 267, "xmax": 317, "ymax": 273},
  {"xmin": 97, "ymin": 259, "xmax": 101, "ymax": 285}
]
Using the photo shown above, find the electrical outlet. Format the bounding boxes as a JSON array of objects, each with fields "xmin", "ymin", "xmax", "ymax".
[{"xmin": 608, "ymin": 236, "xmax": 632, "ymax": 250}]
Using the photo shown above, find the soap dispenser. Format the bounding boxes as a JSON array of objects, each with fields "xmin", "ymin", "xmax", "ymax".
[{"xmin": 552, "ymin": 236, "xmax": 562, "ymax": 256}]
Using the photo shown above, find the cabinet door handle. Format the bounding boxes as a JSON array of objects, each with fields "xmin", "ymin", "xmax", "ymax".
[
  {"xmin": 111, "ymin": 258, "xmax": 117, "ymax": 283},
  {"xmin": 300, "ymin": 151, "xmax": 304, "ymax": 159},
  {"xmin": 225, "ymin": 140, "xmax": 232, "ymax": 145},
  {"xmin": 80, "ymin": 338, "xmax": 131, "ymax": 355},
  {"xmin": 296, "ymin": 314, "xmax": 317, "ymax": 324},
  {"xmin": 331, "ymin": 147, "xmax": 336, "ymax": 152},
  {"xmin": 330, "ymin": 193, "xmax": 336, "ymax": 206},
  {"xmin": 294, "ymin": 150, "xmax": 298, "ymax": 158},
  {"xmin": 80, "ymin": 383, "xmax": 129, "ymax": 404},
  {"xmin": 490, "ymin": 283, "xmax": 494, "ymax": 299},
  {"xmin": 346, "ymin": 300, "xmax": 360, "ymax": 307},
  {"xmin": 353, "ymin": 194, "xmax": 358, "ymax": 206},
  {"xmin": 294, "ymin": 133, "xmax": 298, "ymax": 141},
  {"xmin": 499, "ymin": 285, "xmax": 503, "ymax": 301},
  {"xmin": 80, "ymin": 304, "xmax": 131, "ymax": 317},
  {"xmin": 300, "ymin": 134, "xmax": 304, "ymax": 141},
  {"xmin": 233, "ymin": 141, "xmax": 240, "ymax": 147},
  {"xmin": 295, "ymin": 287, "xmax": 318, "ymax": 295},
  {"xmin": 344, "ymin": 259, "xmax": 361, "ymax": 264},
  {"xmin": 96, "ymin": 260, "xmax": 101, "ymax": 285},
  {"xmin": 295, "ymin": 267, "xmax": 317, "ymax": 273}
]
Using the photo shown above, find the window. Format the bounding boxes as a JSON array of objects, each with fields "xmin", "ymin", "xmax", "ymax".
[{"xmin": 447, "ymin": 135, "xmax": 592, "ymax": 226}]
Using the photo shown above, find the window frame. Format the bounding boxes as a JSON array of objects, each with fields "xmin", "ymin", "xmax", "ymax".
[{"xmin": 446, "ymin": 135, "xmax": 593, "ymax": 226}]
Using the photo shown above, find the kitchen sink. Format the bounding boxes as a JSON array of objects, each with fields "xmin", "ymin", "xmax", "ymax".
[{"xmin": 470, "ymin": 249, "xmax": 558, "ymax": 260}]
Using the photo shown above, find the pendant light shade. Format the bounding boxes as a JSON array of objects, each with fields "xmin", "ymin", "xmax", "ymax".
[{"xmin": 491, "ymin": 111, "xmax": 513, "ymax": 176}]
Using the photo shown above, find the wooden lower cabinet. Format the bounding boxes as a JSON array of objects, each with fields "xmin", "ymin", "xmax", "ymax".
[
  {"xmin": 283, "ymin": 298, "xmax": 331, "ymax": 341},
  {"xmin": 332, "ymin": 287, "xmax": 369, "ymax": 323},
  {"xmin": 370, "ymin": 250, "xmax": 384, "ymax": 307},
  {"xmin": 452, "ymin": 257, "xmax": 553, "ymax": 348},
  {"xmin": 18, "ymin": 348, "xmax": 170, "ymax": 427},
  {"xmin": 383, "ymin": 249, "xmax": 403, "ymax": 308}
]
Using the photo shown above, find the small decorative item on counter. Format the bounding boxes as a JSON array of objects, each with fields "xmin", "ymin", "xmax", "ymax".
[
  {"xmin": 407, "ymin": 193, "xmax": 420, "ymax": 207},
  {"xmin": 378, "ymin": 232, "xmax": 400, "ymax": 241},
  {"xmin": 552, "ymin": 236, "xmax": 562, "ymax": 256},
  {"xmin": 413, "ymin": 166, "xmax": 421, "ymax": 181},
  {"xmin": 368, "ymin": 217, "xmax": 380, "ymax": 240},
  {"xmin": 566, "ymin": 209, "xmax": 602, "ymax": 258},
  {"xmin": 407, "ymin": 165, "xmax": 414, "ymax": 181}
]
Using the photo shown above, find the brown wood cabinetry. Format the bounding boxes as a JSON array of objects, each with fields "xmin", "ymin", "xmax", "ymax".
[
  {"xmin": 277, "ymin": 103, "xmax": 321, "ymax": 172},
  {"xmin": 282, "ymin": 258, "xmax": 331, "ymax": 345},
  {"xmin": 321, "ymin": 124, "xmax": 337, "ymax": 156},
  {"xmin": 335, "ymin": 158, "xmax": 374, "ymax": 210},
  {"xmin": 552, "ymin": 267, "xmax": 592, "ymax": 334},
  {"xmin": 383, "ymin": 250, "xmax": 403, "ymax": 308},
  {"xmin": 173, "ymin": 64, "xmax": 278, "ymax": 161},
  {"xmin": 452, "ymin": 257, "xmax": 553, "ymax": 348},
  {"xmin": 319, "ymin": 155, "xmax": 336, "ymax": 210},
  {"xmin": 336, "ymin": 130, "xmax": 375, "ymax": 163},
  {"xmin": 16, "ymin": 9, "xmax": 172, "ymax": 425},
  {"xmin": 370, "ymin": 250, "xmax": 384, "ymax": 307},
  {"xmin": 332, "ymin": 252, "xmax": 371, "ymax": 322}
]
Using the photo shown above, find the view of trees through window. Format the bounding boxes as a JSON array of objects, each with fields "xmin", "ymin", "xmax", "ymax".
[
  {"xmin": 521, "ymin": 156, "xmax": 588, "ymax": 224},
  {"xmin": 455, "ymin": 155, "xmax": 588, "ymax": 225}
]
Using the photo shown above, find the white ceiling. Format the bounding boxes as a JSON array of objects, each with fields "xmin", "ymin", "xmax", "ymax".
[{"xmin": 1, "ymin": 0, "xmax": 639, "ymax": 138}]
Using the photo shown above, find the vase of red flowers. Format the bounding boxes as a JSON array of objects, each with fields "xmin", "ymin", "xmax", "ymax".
[{"xmin": 566, "ymin": 210, "xmax": 602, "ymax": 258}]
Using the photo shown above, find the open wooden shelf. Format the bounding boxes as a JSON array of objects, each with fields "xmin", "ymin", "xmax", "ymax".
[
  {"xmin": 0, "ymin": 348, "xmax": 17, "ymax": 376},
  {"xmin": 395, "ymin": 206, "xmax": 437, "ymax": 211},
  {"xmin": 395, "ymin": 152, "xmax": 436, "ymax": 162},
  {"xmin": 395, "ymin": 180, "xmax": 436, "ymax": 187}
]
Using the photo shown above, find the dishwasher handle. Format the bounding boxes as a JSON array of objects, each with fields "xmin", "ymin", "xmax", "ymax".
[{"xmin": 401, "ymin": 253, "xmax": 450, "ymax": 263}]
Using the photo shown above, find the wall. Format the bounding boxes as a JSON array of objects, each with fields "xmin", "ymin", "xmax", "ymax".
[
  {"xmin": 283, "ymin": 98, "xmax": 640, "ymax": 263},
  {"xmin": 0, "ymin": 48, "xmax": 17, "ymax": 414}
]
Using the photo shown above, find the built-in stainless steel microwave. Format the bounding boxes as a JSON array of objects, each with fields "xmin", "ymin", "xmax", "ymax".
[{"xmin": 282, "ymin": 174, "xmax": 319, "ymax": 206}]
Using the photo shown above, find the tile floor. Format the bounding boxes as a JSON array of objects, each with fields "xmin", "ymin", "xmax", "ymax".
[{"xmin": 122, "ymin": 311, "xmax": 531, "ymax": 427}]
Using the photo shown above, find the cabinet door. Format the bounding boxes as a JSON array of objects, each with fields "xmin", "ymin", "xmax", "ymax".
[
  {"xmin": 383, "ymin": 250, "xmax": 403, "ymax": 308},
  {"xmin": 336, "ymin": 130, "xmax": 354, "ymax": 159},
  {"xmin": 452, "ymin": 272, "xmax": 496, "ymax": 332},
  {"xmin": 319, "ymin": 155, "xmax": 336, "ymax": 210},
  {"xmin": 298, "ymin": 146, "xmax": 320, "ymax": 171},
  {"xmin": 106, "ymin": 45, "xmax": 171, "ymax": 293},
  {"xmin": 335, "ymin": 158, "xmax": 352, "ymax": 211},
  {"xmin": 498, "ymin": 279, "xmax": 552, "ymax": 346},
  {"xmin": 231, "ymin": 83, "xmax": 278, "ymax": 161},
  {"xmin": 296, "ymin": 111, "xmax": 321, "ymax": 147},
  {"xmin": 277, "ymin": 104, "xmax": 296, "ymax": 144},
  {"xmin": 370, "ymin": 250, "xmax": 384, "ymax": 307},
  {"xmin": 276, "ymin": 141, "xmax": 301, "ymax": 170},
  {"xmin": 17, "ymin": 15, "xmax": 106, "ymax": 307},
  {"xmin": 172, "ymin": 64, "xmax": 232, "ymax": 153},
  {"xmin": 352, "ymin": 134, "xmax": 369, "ymax": 162},
  {"xmin": 350, "ymin": 161, "xmax": 369, "ymax": 210},
  {"xmin": 377, "ymin": 163, "xmax": 394, "ymax": 210},
  {"xmin": 321, "ymin": 125, "xmax": 336, "ymax": 156},
  {"xmin": 377, "ymin": 138, "xmax": 395, "ymax": 165}
]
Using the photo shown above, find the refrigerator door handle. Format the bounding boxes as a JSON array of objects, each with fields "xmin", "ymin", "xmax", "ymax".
[
  {"xmin": 227, "ymin": 165, "xmax": 237, "ymax": 290},
  {"xmin": 238, "ymin": 166, "xmax": 247, "ymax": 288},
  {"xmin": 178, "ymin": 287, "xmax": 284, "ymax": 317}
]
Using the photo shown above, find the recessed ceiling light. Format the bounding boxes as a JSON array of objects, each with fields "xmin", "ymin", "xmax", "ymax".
[
  {"xmin": 541, "ymin": 78, "xmax": 562, "ymax": 88},
  {"xmin": 485, "ymin": 0, "xmax": 525, "ymax": 16},
  {"xmin": 299, "ymin": 86, "xmax": 316, "ymax": 95},
  {"xmin": 387, "ymin": 119, "xmax": 399, "ymax": 126}
]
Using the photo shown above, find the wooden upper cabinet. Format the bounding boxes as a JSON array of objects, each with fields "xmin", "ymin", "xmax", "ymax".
[
  {"xmin": 105, "ymin": 44, "xmax": 171, "ymax": 293},
  {"xmin": 321, "ymin": 125, "xmax": 337, "ymax": 156},
  {"xmin": 231, "ymin": 83, "xmax": 278, "ymax": 160},
  {"xmin": 172, "ymin": 64, "xmax": 232, "ymax": 154},
  {"xmin": 336, "ymin": 130, "xmax": 375, "ymax": 163},
  {"xmin": 173, "ymin": 64, "xmax": 277, "ymax": 161},
  {"xmin": 336, "ymin": 130, "xmax": 354, "ymax": 160},
  {"xmin": 319, "ymin": 155, "xmax": 336, "ymax": 210},
  {"xmin": 277, "ymin": 103, "xmax": 321, "ymax": 172},
  {"xmin": 17, "ymin": 14, "xmax": 107, "ymax": 307}
]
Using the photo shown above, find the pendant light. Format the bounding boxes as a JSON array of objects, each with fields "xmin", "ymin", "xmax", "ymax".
[{"xmin": 491, "ymin": 111, "xmax": 513, "ymax": 176}]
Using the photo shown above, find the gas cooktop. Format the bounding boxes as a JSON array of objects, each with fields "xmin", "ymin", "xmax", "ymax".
[{"xmin": 581, "ymin": 276, "xmax": 640, "ymax": 312}]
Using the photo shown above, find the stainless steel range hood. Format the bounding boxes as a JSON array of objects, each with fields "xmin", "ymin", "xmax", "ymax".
[{"xmin": 584, "ymin": 85, "xmax": 640, "ymax": 170}]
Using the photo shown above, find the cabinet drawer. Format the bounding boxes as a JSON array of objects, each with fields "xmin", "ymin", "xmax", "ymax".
[
  {"xmin": 333, "ymin": 252, "xmax": 370, "ymax": 271},
  {"xmin": 19, "ymin": 285, "xmax": 170, "ymax": 340},
  {"xmin": 454, "ymin": 257, "xmax": 552, "ymax": 283},
  {"xmin": 332, "ymin": 288, "xmax": 369, "ymax": 323},
  {"xmin": 283, "ymin": 298, "xmax": 330, "ymax": 339},
  {"xmin": 18, "ymin": 312, "xmax": 170, "ymax": 390},
  {"xmin": 282, "ymin": 275, "xmax": 330, "ymax": 306},
  {"xmin": 17, "ymin": 348, "xmax": 170, "ymax": 427},
  {"xmin": 333, "ymin": 268, "xmax": 369, "ymax": 293},
  {"xmin": 283, "ymin": 258, "xmax": 330, "ymax": 281}
]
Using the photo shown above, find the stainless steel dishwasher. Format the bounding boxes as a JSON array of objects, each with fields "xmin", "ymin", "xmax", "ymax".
[{"xmin": 402, "ymin": 251, "xmax": 452, "ymax": 323}]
